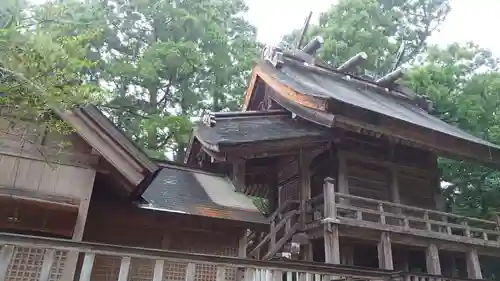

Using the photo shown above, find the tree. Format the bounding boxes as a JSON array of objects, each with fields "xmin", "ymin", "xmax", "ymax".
[
  {"xmin": 0, "ymin": 0, "xmax": 105, "ymax": 134},
  {"xmin": 405, "ymin": 43, "xmax": 500, "ymax": 220},
  {"xmin": 281, "ymin": 0, "xmax": 450, "ymax": 74},
  {"xmin": 91, "ymin": 0, "xmax": 259, "ymax": 160}
]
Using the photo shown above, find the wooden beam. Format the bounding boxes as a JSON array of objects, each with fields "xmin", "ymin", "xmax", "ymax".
[
  {"xmin": 337, "ymin": 151, "xmax": 349, "ymax": 205},
  {"xmin": 59, "ymin": 109, "xmax": 146, "ymax": 189},
  {"xmin": 0, "ymin": 187, "xmax": 80, "ymax": 211},
  {"xmin": 377, "ymin": 232, "xmax": 393, "ymax": 270},
  {"xmin": 466, "ymin": 248, "xmax": 482, "ymax": 279},
  {"xmin": 217, "ymin": 266, "xmax": 226, "ymax": 281},
  {"xmin": 333, "ymin": 111, "xmax": 500, "ymax": 168},
  {"xmin": 239, "ymin": 230, "xmax": 248, "ymax": 258},
  {"xmin": 78, "ymin": 252, "xmax": 95, "ymax": 281},
  {"xmin": 0, "ymin": 245, "xmax": 14, "ymax": 281},
  {"xmin": 118, "ymin": 256, "xmax": 131, "ymax": 281},
  {"xmin": 268, "ymin": 171, "xmax": 279, "ymax": 214},
  {"xmin": 0, "ymin": 138, "xmax": 98, "ymax": 168},
  {"xmin": 185, "ymin": 263, "xmax": 196, "ymax": 281},
  {"xmin": 263, "ymin": 222, "xmax": 300, "ymax": 260},
  {"xmin": 254, "ymin": 65, "xmax": 333, "ymax": 112},
  {"xmin": 242, "ymin": 69, "xmax": 259, "ymax": 111},
  {"xmin": 61, "ymin": 169, "xmax": 96, "ymax": 281},
  {"xmin": 425, "ymin": 244, "xmax": 441, "ymax": 275},
  {"xmin": 153, "ymin": 260, "xmax": 165, "ymax": 281},
  {"xmin": 299, "ymin": 150, "xmax": 311, "ymax": 227},
  {"xmin": 389, "ymin": 166, "xmax": 400, "ymax": 204},
  {"xmin": 39, "ymin": 249, "xmax": 56, "ymax": 281},
  {"xmin": 0, "ymin": 232, "xmax": 415, "ymax": 280},
  {"xmin": 237, "ymin": 230, "xmax": 248, "ymax": 281},
  {"xmin": 341, "ymin": 245, "xmax": 354, "ymax": 265},
  {"xmin": 233, "ymin": 162, "xmax": 246, "ymax": 192}
]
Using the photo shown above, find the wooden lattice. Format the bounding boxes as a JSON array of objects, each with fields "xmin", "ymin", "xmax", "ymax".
[
  {"xmin": 3, "ymin": 246, "xmax": 66, "ymax": 281},
  {"xmin": 89, "ymin": 255, "xmax": 120, "ymax": 281},
  {"xmin": 129, "ymin": 258, "xmax": 154, "ymax": 281},
  {"xmin": 88, "ymin": 229, "xmax": 240, "ymax": 281}
]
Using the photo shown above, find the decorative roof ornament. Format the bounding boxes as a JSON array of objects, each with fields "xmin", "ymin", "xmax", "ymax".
[
  {"xmin": 202, "ymin": 112, "xmax": 215, "ymax": 127},
  {"xmin": 302, "ymin": 36, "xmax": 324, "ymax": 55},
  {"xmin": 376, "ymin": 68, "xmax": 406, "ymax": 87},
  {"xmin": 390, "ymin": 41, "xmax": 406, "ymax": 72},
  {"xmin": 262, "ymin": 45, "xmax": 284, "ymax": 68},
  {"xmin": 337, "ymin": 52, "xmax": 368, "ymax": 73}
]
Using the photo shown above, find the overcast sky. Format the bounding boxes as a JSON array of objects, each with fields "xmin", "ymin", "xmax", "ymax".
[
  {"xmin": 245, "ymin": 0, "xmax": 500, "ymax": 54},
  {"xmin": 29, "ymin": 0, "xmax": 500, "ymax": 54}
]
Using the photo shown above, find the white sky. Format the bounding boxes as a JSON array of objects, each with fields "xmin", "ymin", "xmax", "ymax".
[{"xmin": 245, "ymin": 0, "xmax": 500, "ymax": 54}]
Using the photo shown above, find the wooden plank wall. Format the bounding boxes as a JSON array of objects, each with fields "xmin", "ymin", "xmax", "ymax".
[
  {"xmin": 272, "ymin": 131, "xmax": 439, "ymax": 214},
  {"xmin": 83, "ymin": 201, "xmax": 243, "ymax": 281},
  {"xmin": 0, "ymin": 118, "xmax": 98, "ymax": 281},
  {"xmin": 337, "ymin": 133, "xmax": 438, "ymax": 209},
  {"xmin": 277, "ymin": 157, "xmax": 299, "ymax": 206},
  {"xmin": 0, "ymin": 154, "xmax": 96, "ymax": 199},
  {"xmin": 346, "ymin": 160, "xmax": 390, "ymax": 201},
  {"xmin": 0, "ymin": 117, "xmax": 96, "ymax": 200}
]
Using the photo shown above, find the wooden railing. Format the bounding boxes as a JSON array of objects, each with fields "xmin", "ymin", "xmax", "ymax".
[
  {"xmin": 398, "ymin": 273, "xmax": 478, "ymax": 281},
  {"xmin": 248, "ymin": 200, "xmax": 301, "ymax": 260},
  {"xmin": 0, "ymin": 232, "xmax": 402, "ymax": 281},
  {"xmin": 307, "ymin": 191, "xmax": 500, "ymax": 244}
]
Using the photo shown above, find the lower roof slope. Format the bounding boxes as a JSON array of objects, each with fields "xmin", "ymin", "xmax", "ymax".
[
  {"xmin": 195, "ymin": 110, "xmax": 329, "ymax": 150},
  {"xmin": 140, "ymin": 166, "xmax": 267, "ymax": 225}
]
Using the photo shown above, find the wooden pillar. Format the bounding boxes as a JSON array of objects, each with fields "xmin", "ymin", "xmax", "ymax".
[
  {"xmin": 401, "ymin": 250, "xmax": 409, "ymax": 272},
  {"xmin": 466, "ymin": 248, "xmax": 482, "ymax": 279},
  {"xmin": 299, "ymin": 150, "xmax": 311, "ymax": 227},
  {"xmin": 377, "ymin": 232, "xmax": 393, "ymax": 270},
  {"xmin": 302, "ymin": 241, "xmax": 314, "ymax": 261},
  {"xmin": 236, "ymin": 230, "xmax": 248, "ymax": 281},
  {"xmin": 341, "ymin": 245, "xmax": 354, "ymax": 265},
  {"xmin": 61, "ymin": 170, "xmax": 96, "ymax": 281},
  {"xmin": 232, "ymin": 162, "xmax": 246, "ymax": 192},
  {"xmin": 425, "ymin": 244, "xmax": 441, "ymax": 275},
  {"xmin": 389, "ymin": 166, "xmax": 400, "ymax": 204},
  {"xmin": 238, "ymin": 230, "xmax": 248, "ymax": 258},
  {"xmin": 450, "ymin": 254, "xmax": 459, "ymax": 277},
  {"xmin": 324, "ymin": 178, "xmax": 340, "ymax": 264},
  {"xmin": 268, "ymin": 171, "xmax": 278, "ymax": 215},
  {"xmin": 337, "ymin": 152, "xmax": 349, "ymax": 202}
]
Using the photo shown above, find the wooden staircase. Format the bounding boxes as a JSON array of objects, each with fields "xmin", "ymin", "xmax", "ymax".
[{"xmin": 247, "ymin": 200, "xmax": 301, "ymax": 260}]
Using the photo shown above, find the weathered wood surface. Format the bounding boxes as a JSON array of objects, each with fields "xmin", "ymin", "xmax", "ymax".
[
  {"xmin": 323, "ymin": 179, "xmax": 340, "ymax": 264},
  {"xmin": 0, "ymin": 232, "xmax": 483, "ymax": 281},
  {"xmin": 0, "ymin": 232, "xmax": 401, "ymax": 281},
  {"xmin": 0, "ymin": 153, "xmax": 96, "ymax": 201},
  {"xmin": 306, "ymin": 192, "xmax": 500, "ymax": 248},
  {"xmin": 248, "ymin": 200, "xmax": 301, "ymax": 259},
  {"xmin": 0, "ymin": 118, "xmax": 97, "ymax": 168}
]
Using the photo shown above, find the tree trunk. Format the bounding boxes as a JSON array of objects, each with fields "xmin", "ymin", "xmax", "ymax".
[{"xmin": 147, "ymin": 86, "xmax": 158, "ymax": 151}]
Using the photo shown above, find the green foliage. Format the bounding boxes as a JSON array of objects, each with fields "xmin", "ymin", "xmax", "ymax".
[
  {"xmin": 405, "ymin": 43, "xmax": 500, "ymax": 220},
  {"xmin": 252, "ymin": 197, "xmax": 269, "ymax": 217},
  {"xmin": 281, "ymin": 0, "xmax": 450, "ymax": 74},
  {"xmin": 0, "ymin": 0, "xmax": 105, "ymax": 133},
  {"xmin": 89, "ymin": 0, "xmax": 259, "ymax": 159}
]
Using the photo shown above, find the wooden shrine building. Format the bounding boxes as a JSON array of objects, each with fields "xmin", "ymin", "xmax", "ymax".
[
  {"xmin": 0, "ymin": 105, "xmax": 266, "ymax": 281},
  {"xmin": 185, "ymin": 44, "xmax": 500, "ymax": 280},
  {"xmin": 2, "ymin": 41, "xmax": 500, "ymax": 281}
]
